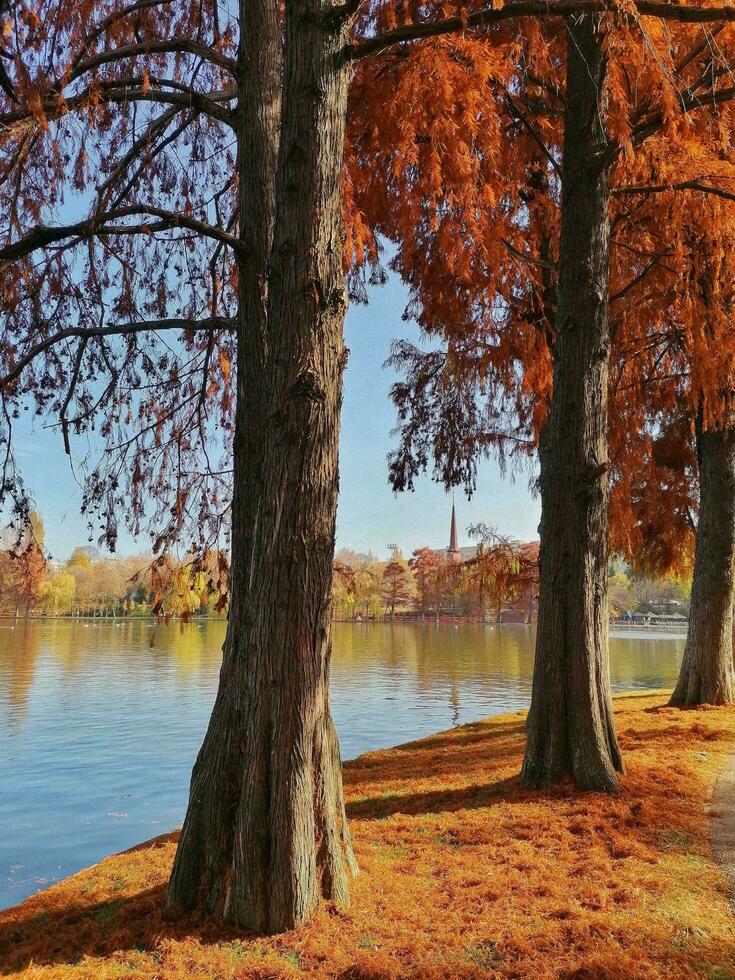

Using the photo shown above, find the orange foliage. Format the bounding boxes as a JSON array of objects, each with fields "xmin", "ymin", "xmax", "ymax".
[
  {"xmin": 0, "ymin": 2, "xmax": 734, "ymax": 565},
  {"xmin": 2, "ymin": 694, "xmax": 734, "ymax": 978},
  {"xmin": 354, "ymin": 11, "xmax": 735, "ymax": 569}
]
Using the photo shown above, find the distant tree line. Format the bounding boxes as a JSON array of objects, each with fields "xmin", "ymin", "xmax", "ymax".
[
  {"xmin": 0, "ymin": 518, "xmax": 228, "ymax": 619},
  {"xmin": 333, "ymin": 537, "xmax": 541, "ymax": 622},
  {"xmin": 334, "ymin": 541, "xmax": 692, "ymax": 624},
  {"xmin": 608, "ymin": 565, "xmax": 691, "ymax": 620}
]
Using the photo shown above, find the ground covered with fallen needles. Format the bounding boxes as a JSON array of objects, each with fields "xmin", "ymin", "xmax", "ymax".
[{"xmin": 2, "ymin": 693, "xmax": 735, "ymax": 979}]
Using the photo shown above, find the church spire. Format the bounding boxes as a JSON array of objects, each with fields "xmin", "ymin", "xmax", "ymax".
[{"xmin": 448, "ymin": 499, "xmax": 460, "ymax": 561}]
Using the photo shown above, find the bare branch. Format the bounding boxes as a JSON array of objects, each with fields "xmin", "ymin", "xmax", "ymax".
[
  {"xmin": 60, "ymin": 336, "xmax": 88, "ymax": 455},
  {"xmin": 1, "ymin": 317, "xmax": 235, "ymax": 388},
  {"xmin": 0, "ymin": 82, "xmax": 236, "ymax": 130},
  {"xmin": 73, "ymin": 0, "xmax": 177, "ymax": 67},
  {"xmin": 96, "ymin": 105, "xmax": 181, "ymax": 198},
  {"xmin": 70, "ymin": 38, "xmax": 236, "ymax": 80},
  {"xmin": 0, "ymin": 205, "xmax": 243, "ymax": 268}
]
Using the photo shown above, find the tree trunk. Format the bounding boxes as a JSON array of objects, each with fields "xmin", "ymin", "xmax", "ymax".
[
  {"xmin": 167, "ymin": 0, "xmax": 282, "ymax": 920},
  {"xmin": 168, "ymin": 1, "xmax": 357, "ymax": 934},
  {"xmin": 670, "ymin": 412, "xmax": 735, "ymax": 706},
  {"xmin": 226, "ymin": 3, "xmax": 357, "ymax": 932},
  {"xmin": 520, "ymin": 16, "xmax": 623, "ymax": 792}
]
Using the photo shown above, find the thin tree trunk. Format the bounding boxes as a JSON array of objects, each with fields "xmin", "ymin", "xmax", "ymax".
[
  {"xmin": 520, "ymin": 15, "xmax": 623, "ymax": 792},
  {"xmin": 670, "ymin": 411, "xmax": 735, "ymax": 706}
]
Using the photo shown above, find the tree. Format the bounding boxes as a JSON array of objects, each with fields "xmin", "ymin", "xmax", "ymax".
[
  {"xmin": 409, "ymin": 547, "xmax": 445, "ymax": 616},
  {"xmin": 68, "ymin": 548, "xmax": 93, "ymax": 569},
  {"xmin": 609, "ymin": 231, "xmax": 735, "ymax": 706},
  {"xmin": 519, "ymin": 12, "xmax": 623, "ymax": 790},
  {"xmin": 1, "ymin": 0, "xmax": 733, "ymax": 932},
  {"xmin": 333, "ymin": 560, "xmax": 358, "ymax": 619},
  {"xmin": 377, "ymin": 7, "xmax": 735, "ymax": 789},
  {"xmin": 516, "ymin": 542, "xmax": 541, "ymax": 623},
  {"xmin": 460, "ymin": 530, "xmax": 519, "ymax": 622},
  {"xmin": 354, "ymin": 559, "xmax": 384, "ymax": 619},
  {"xmin": 670, "ymin": 412, "xmax": 735, "ymax": 705},
  {"xmin": 68, "ymin": 555, "xmax": 99, "ymax": 616},
  {"xmin": 381, "ymin": 559, "xmax": 412, "ymax": 619},
  {"xmin": 39, "ymin": 572, "xmax": 76, "ymax": 615},
  {"xmin": 1, "ymin": 512, "xmax": 47, "ymax": 618}
]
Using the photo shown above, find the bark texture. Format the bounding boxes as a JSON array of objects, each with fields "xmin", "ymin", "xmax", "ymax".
[
  {"xmin": 520, "ymin": 16, "xmax": 623, "ymax": 792},
  {"xmin": 167, "ymin": 0, "xmax": 283, "ymax": 920},
  {"xmin": 168, "ymin": 0, "xmax": 357, "ymax": 934},
  {"xmin": 670, "ymin": 413, "xmax": 735, "ymax": 707}
]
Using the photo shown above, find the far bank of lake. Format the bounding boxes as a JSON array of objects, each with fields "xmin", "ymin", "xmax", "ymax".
[{"xmin": 0, "ymin": 620, "xmax": 685, "ymax": 910}]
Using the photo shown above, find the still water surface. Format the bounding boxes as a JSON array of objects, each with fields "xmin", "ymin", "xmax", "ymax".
[{"xmin": 0, "ymin": 619, "xmax": 685, "ymax": 910}]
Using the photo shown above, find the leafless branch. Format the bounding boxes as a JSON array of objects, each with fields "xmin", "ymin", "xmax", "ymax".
[
  {"xmin": 0, "ymin": 205, "xmax": 243, "ymax": 267},
  {"xmin": 1, "ymin": 317, "xmax": 234, "ymax": 387},
  {"xmin": 71, "ymin": 38, "xmax": 236, "ymax": 80}
]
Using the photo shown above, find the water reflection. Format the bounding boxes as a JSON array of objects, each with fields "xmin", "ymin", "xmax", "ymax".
[
  {"xmin": 0, "ymin": 620, "xmax": 684, "ymax": 910},
  {"xmin": 0, "ymin": 623, "xmax": 41, "ymax": 729}
]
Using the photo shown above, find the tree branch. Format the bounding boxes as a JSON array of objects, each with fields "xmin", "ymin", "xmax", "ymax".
[
  {"xmin": 501, "ymin": 237, "xmax": 556, "ymax": 271},
  {"xmin": 609, "ymin": 249, "xmax": 672, "ymax": 303},
  {"xmin": 73, "ymin": 0, "xmax": 177, "ymax": 68},
  {"xmin": 632, "ymin": 86, "xmax": 735, "ymax": 143},
  {"xmin": 346, "ymin": 2, "xmax": 735, "ymax": 62},
  {"xmin": 60, "ymin": 336, "xmax": 88, "ymax": 455},
  {"xmin": 323, "ymin": 0, "xmax": 363, "ymax": 27},
  {"xmin": 1, "ymin": 317, "xmax": 235, "ymax": 388},
  {"xmin": 0, "ymin": 81, "xmax": 235, "ymax": 130},
  {"xmin": 70, "ymin": 38, "xmax": 236, "ymax": 80},
  {"xmin": 100, "ymin": 109, "xmax": 200, "ymax": 211},
  {"xmin": 96, "ymin": 105, "xmax": 181, "ymax": 199},
  {"xmin": 674, "ymin": 24, "xmax": 725, "ymax": 74},
  {"xmin": 612, "ymin": 181, "xmax": 735, "ymax": 202},
  {"xmin": 502, "ymin": 86, "xmax": 561, "ymax": 177},
  {"xmin": 0, "ymin": 206, "xmax": 243, "ymax": 267}
]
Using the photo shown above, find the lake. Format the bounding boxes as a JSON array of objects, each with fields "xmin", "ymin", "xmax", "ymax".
[{"xmin": 0, "ymin": 619, "xmax": 685, "ymax": 910}]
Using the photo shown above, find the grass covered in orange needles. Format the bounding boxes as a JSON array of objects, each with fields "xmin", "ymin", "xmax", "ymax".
[{"xmin": 2, "ymin": 693, "xmax": 735, "ymax": 979}]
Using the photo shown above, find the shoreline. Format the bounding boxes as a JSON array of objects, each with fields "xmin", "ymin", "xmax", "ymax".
[
  {"xmin": 2, "ymin": 691, "xmax": 734, "ymax": 978},
  {"xmin": 1, "ymin": 614, "xmax": 689, "ymax": 636}
]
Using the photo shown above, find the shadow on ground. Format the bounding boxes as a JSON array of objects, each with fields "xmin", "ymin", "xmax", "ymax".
[{"xmin": 2, "ymin": 697, "xmax": 735, "ymax": 977}]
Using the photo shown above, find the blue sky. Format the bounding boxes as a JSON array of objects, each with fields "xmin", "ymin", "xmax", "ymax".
[{"xmin": 12, "ymin": 274, "xmax": 540, "ymax": 561}]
